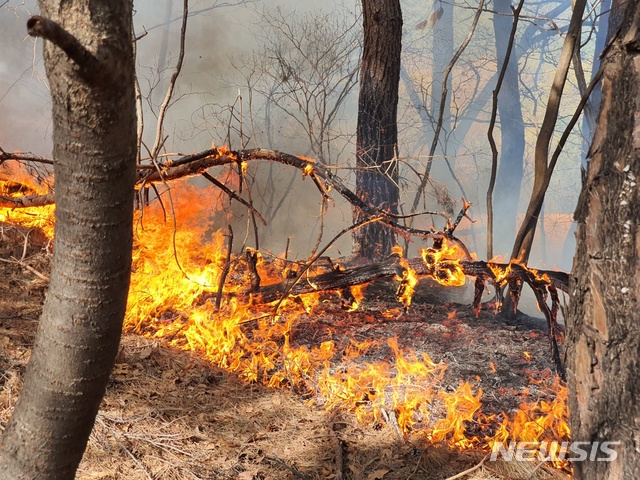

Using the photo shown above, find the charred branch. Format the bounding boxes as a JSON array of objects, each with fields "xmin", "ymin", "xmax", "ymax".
[
  {"xmin": 0, "ymin": 192, "xmax": 55, "ymax": 209},
  {"xmin": 0, "ymin": 148, "xmax": 54, "ymax": 166},
  {"xmin": 252, "ymin": 255, "xmax": 568, "ymax": 304},
  {"xmin": 250, "ymin": 251, "xmax": 568, "ymax": 376}
]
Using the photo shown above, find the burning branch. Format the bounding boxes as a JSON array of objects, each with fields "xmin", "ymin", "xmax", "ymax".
[
  {"xmin": 249, "ymin": 238, "xmax": 568, "ymax": 376},
  {"xmin": 1, "ymin": 143, "xmax": 568, "ymax": 376},
  {"xmin": 0, "ymin": 192, "xmax": 54, "ymax": 209},
  {"xmin": 215, "ymin": 225, "xmax": 234, "ymax": 311}
]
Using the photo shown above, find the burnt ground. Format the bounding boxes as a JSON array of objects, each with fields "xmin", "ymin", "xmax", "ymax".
[{"xmin": 0, "ymin": 226, "xmax": 569, "ymax": 480}]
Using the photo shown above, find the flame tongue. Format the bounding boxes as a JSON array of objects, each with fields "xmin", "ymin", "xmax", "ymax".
[{"xmin": 420, "ymin": 241, "xmax": 467, "ymax": 287}]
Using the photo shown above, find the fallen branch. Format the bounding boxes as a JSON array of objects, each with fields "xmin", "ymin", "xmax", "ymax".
[
  {"xmin": 252, "ymin": 256, "xmax": 568, "ymax": 304},
  {"xmin": 0, "ymin": 192, "xmax": 55, "ymax": 209},
  {"xmin": 5, "ymin": 147, "xmax": 457, "ymax": 246},
  {"xmin": 249, "ymin": 247, "xmax": 568, "ymax": 377},
  {"xmin": 443, "ymin": 455, "xmax": 488, "ymax": 480}
]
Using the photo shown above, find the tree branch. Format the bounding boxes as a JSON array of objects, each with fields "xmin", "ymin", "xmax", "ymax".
[
  {"xmin": 26, "ymin": 16, "xmax": 102, "ymax": 81},
  {"xmin": 409, "ymin": 0, "xmax": 486, "ymax": 218},
  {"xmin": 0, "ymin": 192, "xmax": 55, "ymax": 209}
]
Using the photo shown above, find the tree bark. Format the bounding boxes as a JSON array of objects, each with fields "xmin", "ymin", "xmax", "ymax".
[
  {"xmin": 0, "ymin": 2, "xmax": 136, "ymax": 479},
  {"xmin": 567, "ymin": 1, "xmax": 640, "ymax": 478},
  {"xmin": 353, "ymin": 0, "xmax": 402, "ymax": 260}
]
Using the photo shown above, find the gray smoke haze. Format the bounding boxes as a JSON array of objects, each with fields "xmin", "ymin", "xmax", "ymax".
[{"xmin": 1, "ymin": 0, "xmax": 590, "ymax": 274}]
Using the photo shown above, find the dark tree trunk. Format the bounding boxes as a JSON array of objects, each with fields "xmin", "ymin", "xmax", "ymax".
[
  {"xmin": 353, "ymin": 0, "xmax": 402, "ymax": 260},
  {"xmin": 567, "ymin": 1, "xmax": 640, "ymax": 478},
  {"xmin": 0, "ymin": 1, "xmax": 136, "ymax": 479},
  {"xmin": 492, "ymin": 0, "xmax": 525, "ymax": 257}
]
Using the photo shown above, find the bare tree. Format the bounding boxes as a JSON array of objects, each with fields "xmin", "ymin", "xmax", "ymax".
[
  {"xmin": 510, "ymin": 0, "xmax": 588, "ymax": 263},
  {"xmin": 567, "ymin": 0, "xmax": 640, "ymax": 477},
  {"xmin": 0, "ymin": 1, "xmax": 136, "ymax": 478},
  {"xmin": 230, "ymin": 6, "xmax": 360, "ymax": 164}
]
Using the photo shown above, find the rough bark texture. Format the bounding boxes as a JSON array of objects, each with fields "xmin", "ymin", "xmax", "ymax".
[
  {"xmin": 492, "ymin": 0, "xmax": 525, "ymax": 257},
  {"xmin": 0, "ymin": 1, "xmax": 136, "ymax": 479},
  {"xmin": 568, "ymin": 1, "xmax": 640, "ymax": 478},
  {"xmin": 353, "ymin": 0, "xmax": 402, "ymax": 260}
]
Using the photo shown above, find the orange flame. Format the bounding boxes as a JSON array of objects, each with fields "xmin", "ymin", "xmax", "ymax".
[
  {"xmin": 1, "ymin": 175, "xmax": 570, "ymax": 466},
  {"xmin": 420, "ymin": 241, "xmax": 466, "ymax": 287},
  {"xmin": 0, "ymin": 164, "xmax": 55, "ymax": 238}
]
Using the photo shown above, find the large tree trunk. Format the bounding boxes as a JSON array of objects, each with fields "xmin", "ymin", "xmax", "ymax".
[
  {"xmin": 353, "ymin": 0, "xmax": 402, "ymax": 260},
  {"xmin": 491, "ymin": 0, "xmax": 525, "ymax": 257},
  {"xmin": 0, "ymin": 1, "xmax": 136, "ymax": 479},
  {"xmin": 567, "ymin": 1, "xmax": 640, "ymax": 478}
]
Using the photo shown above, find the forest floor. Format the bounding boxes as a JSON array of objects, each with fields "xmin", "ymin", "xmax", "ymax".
[{"xmin": 0, "ymin": 225, "xmax": 570, "ymax": 480}]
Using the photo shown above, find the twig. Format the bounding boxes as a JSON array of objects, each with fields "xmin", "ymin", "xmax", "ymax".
[
  {"xmin": 0, "ymin": 192, "xmax": 54, "ymax": 209},
  {"xmin": 329, "ymin": 425, "xmax": 345, "ymax": 480},
  {"xmin": 309, "ymin": 196, "xmax": 327, "ymax": 258},
  {"xmin": 381, "ymin": 408, "xmax": 404, "ymax": 441},
  {"xmin": 443, "ymin": 455, "xmax": 488, "ymax": 480},
  {"xmin": 150, "ymin": 0, "xmax": 188, "ymax": 160},
  {"xmin": 201, "ymin": 171, "xmax": 266, "ymax": 225},
  {"xmin": 272, "ymin": 216, "xmax": 385, "ymax": 314},
  {"xmin": 409, "ymin": 0, "xmax": 486, "ymax": 218},
  {"xmin": 263, "ymin": 456, "xmax": 310, "ymax": 480},
  {"xmin": 526, "ymin": 459, "xmax": 547, "ymax": 479},
  {"xmin": 95, "ymin": 416, "xmax": 153, "ymax": 480},
  {"xmin": 215, "ymin": 225, "xmax": 233, "ymax": 310},
  {"xmin": 0, "ymin": 257, "xmax": 49, "ymax": 281}
]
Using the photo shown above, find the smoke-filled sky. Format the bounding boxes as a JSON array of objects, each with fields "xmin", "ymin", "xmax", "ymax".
[
  {"xmin": 0, "ymin": 0, "xmax": 344, "ymax": 152},
  {"xmin": 0, "ymin": 0, "xmax": 590, "ymax": 272}
]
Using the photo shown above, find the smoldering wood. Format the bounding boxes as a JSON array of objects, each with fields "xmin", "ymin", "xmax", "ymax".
[
  {"xmin": 249, "ymin": 250, "xmax": 568, "ymax": 377},
  {"xmin": 252, "ymin": 256, "xmax": 568, "ymax": 304}
]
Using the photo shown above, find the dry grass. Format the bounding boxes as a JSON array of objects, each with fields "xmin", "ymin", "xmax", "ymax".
[{"xmin": 0, "ymin": 225, "xmax": 570, "ymax": 479}]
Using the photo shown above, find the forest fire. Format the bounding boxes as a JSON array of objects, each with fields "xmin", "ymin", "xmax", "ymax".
[
  {"xmin": 1, "ymin": 173, "xmax": 571, "ymax": 472},
  {"xmin": 126, "ymin": 180, "xmax": 570, "ymax": 468},
  {"xmin": 0, "ymin": 167, "xmax": 54, "ymax": 239}
]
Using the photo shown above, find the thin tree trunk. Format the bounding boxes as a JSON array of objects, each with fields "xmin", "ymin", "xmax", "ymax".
[
  {"xmin": 353, "ymin": 0, "xmax": 402, "ymax": 260},
  {"xmin": 561, "ymin": 0, "xmax": 625, "ymax": 266},
  {"xmin": 490, "ymin": 0, "xmax": 525, "ymax": 259},
  {"xmin": 0, "ymin": 2, "xmax": 136, "ymax": 478},
  {"xmin": 510, "ymin": 0, "xmax": 588, "ymax": 263},
  {"xmin": 568, "ymin": 1, "xmax": 640, "ymax": 477},
  {"xmin": 429, "ymin": 0, "xmax": 453, "ymax": 155}
]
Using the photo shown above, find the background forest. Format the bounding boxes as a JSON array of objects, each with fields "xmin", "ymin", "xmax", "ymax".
[{"xmin": 0, "ymin": 0, "xmax": 604, "ymax": 269}]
